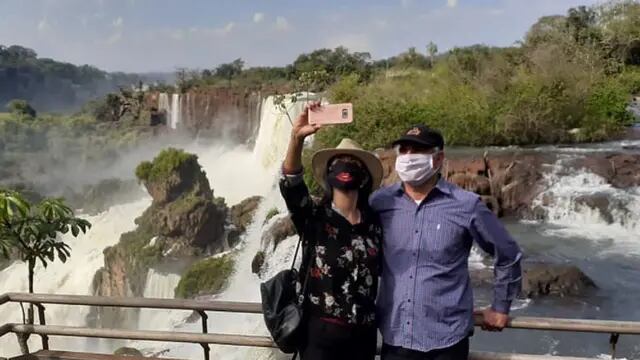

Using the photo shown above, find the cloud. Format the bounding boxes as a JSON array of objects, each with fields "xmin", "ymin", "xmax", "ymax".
[
  {"xmin": 275, "ymin": 16, "xmax": 290, "ymax": 31},
  {"xmin": 107, "ymin": 32, "xmax": 122, "ymax": 44},
  {"xmin": 218, "ymin": 22, "xmax": 235, "ymax": 35},
  {"xmin": 253, "ymin": 12, "xmax": 265, "ymax": 23},
  {"xmin": 37, "ymin": 19, "xmax": 50, "ymax": 32},
  {"xmin": 324, "ymin": 33, "xmax": 372, "ymax": 53},
  {"xmin": 447, "ymin": 0, "xmax": 458, "ymax": 8},
  {"xmin": 401, "ymin": 0, "xmax": 412, "ymax": 8},
  {"xmin": 112, "ymin": 16, "xmax": 123, "ymax": 28}
]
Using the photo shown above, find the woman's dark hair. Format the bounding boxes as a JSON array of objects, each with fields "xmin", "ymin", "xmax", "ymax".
[{"xmin": 320, "ymin": 156, "xmax": 374, "ymax": 211}]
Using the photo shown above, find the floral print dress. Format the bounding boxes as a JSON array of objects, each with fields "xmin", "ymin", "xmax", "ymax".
[{"xmin": 280, "ymin": 174, "xmax": 382, "ymax": 326}]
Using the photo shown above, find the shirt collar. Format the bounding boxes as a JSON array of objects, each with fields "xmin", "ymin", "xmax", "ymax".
[{"xmin": 393, "ymin": 176, "xmax": 451, "ymax": 196}]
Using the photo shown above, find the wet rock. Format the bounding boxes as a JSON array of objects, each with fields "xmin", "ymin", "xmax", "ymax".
[
  {"xmin": 576, "ymin": 153, "xmax": 640, "ymax": 188},
  {"xmin": 480, "ymin": 195, "xmax": 500, "ymax": 216},
  {"xmin": 136, "ymin": 148, "xmax": 213, "ymax": 205},
  {"xmin": 491, "ymin": 155, "xmax": 546, "ymax": 216},
  {"xmin": 444, "ymin": 156, "xmax": 487, "ymax": 177},
  {"xmin": 472, "ymin": 263, "xmax": 597, "ymax": 298},
  {"xmin": 261, "ymin": 215, "xmax": 297, "ymax": 250},
  {"xmin": 230, "ymin": 196, "xmax": 263, "ymax": 234},
  {"xmin": 93, "ymin": 149, "xmax": 230, "ymax": 315},
  {"xmin": 450, "ymin": 173, "xmax": 492, "ymax": 195},
  {"xmin": 252, "ymin": 251, "xmax": 266, "ymax": 274},
  {"xmin": 522, "ymin": 264, "xmax": 597, "ymax": 298},
  {"xmin": 574, "ymin": 193, "xmax": 613, "ymax": 224}
]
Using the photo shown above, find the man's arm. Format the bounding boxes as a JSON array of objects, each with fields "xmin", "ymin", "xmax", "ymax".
[{"xmin": 469, "ymin": 198, "xmax": 523, "ymax": 330}]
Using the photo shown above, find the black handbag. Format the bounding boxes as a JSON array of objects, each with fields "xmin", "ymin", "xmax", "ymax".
[{"xmin": 260, "ymin": 234, "xmax": 314, "ymax": 356}]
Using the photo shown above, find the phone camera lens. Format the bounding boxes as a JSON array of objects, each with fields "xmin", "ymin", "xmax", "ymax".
[{"xmin": 342, "ymin": 109, "xmax": 348, "ymax": 119}]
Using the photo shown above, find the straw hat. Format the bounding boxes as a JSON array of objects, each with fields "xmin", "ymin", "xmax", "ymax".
[{"xmin": 311, "ymin": 138, "xmax": 384, "ymax": 190}]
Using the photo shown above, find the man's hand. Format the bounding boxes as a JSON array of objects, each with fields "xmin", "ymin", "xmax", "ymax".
[
  {"xmin": 474, "ymin": 308, "xmax": 509, "ymax": 332},
  {"xmin": 291, "ymin": 101, "xmax": 321, "ymax": 142}
]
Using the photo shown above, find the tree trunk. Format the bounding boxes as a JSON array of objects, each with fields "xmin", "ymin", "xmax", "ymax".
[{"xmin": 18, "ymin": 258, "xmax": 36, "ymax": 355}]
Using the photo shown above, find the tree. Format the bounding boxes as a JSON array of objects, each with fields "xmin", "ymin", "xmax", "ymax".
[
  {"xmin": 427, "ymin": 41, "xmax": 438, "ymax": 67},
  {"xmin": 6, "ymin": 99, "xmax": 36, "ymax": 118},
  {"xmin": 0, "ymin": 190, "xmax": 91, "ymax": 354},
  {"xmin": 215, "ymin": 58, "xmax": 245, "ymax": 85}
]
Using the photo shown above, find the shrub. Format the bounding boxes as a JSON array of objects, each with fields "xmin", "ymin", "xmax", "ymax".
[
  {"xmin": 174, "ymin": 255, "xmax": 234, "ymax": 298},
  {"xmin": 135, "ymin": 148, "xmax": 198, "ymax": 182}
]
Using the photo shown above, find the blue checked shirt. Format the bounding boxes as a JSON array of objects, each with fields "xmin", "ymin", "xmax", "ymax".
[{"xmin": 370, "ymin": 178, "xmax": 522, "ymax": 352}]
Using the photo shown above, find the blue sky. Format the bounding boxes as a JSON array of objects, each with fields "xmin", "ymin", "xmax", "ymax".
[{"xmin": 0, "ymin": 0, "xmax": 601, "ymax": 72}]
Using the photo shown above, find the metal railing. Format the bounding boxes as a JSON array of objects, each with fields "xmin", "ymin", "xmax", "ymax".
[{"xmin": 1, "ymin": 292, "xmax": 639, "ymax": 360}]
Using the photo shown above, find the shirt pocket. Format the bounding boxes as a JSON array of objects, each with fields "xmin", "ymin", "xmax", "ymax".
[{"xmin": 421, "ymin": 216, "xmax": 468, "ymax": 265}]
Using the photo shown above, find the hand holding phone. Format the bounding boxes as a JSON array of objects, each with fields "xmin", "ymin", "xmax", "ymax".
[{"xmin": 308, "ymin": 103, "xmax": 353, "ymax": 126}]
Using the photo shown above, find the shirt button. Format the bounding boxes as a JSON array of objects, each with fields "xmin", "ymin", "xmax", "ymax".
[
  {"xmin": 407, "ymin": 321, "xmax": 410, "ymax": 325},
  {"xmin": 414, "ymin": 230, "xmax": 419, "ymax": 233},
  {"xmin": 407, "ymin": 299, "xmax": 411, "ymax": 303},
  {"xmin": 412, "ymin": 252, "xmax": 416, "ymax": 256},
  {"xmin": 409, "ymin": 276, "xmax": 413, "ymax": 279}
]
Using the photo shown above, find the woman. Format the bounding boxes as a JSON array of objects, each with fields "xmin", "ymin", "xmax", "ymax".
[{"xmin": 280, "ymin": 102, "xmax": 383, "ymax": 360}]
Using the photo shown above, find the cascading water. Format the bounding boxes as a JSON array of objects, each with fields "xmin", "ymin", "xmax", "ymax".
[
  {"xmin": 170, "ymin": 94, "xmax": 182, "ymax": 129},
  {"xmin": 157, "ymin": 92, "xmax": 182, "ymax": 130},
  {"xmin": 124, "ymin": 94, "xmax": 309, "ymax": 359},
  {"xmin": 0, "ymin": 199, "xmax": 151, "ymax": 357},
  {"xmin": 531, "ymin": 156, "xmax": 640, "ymax": 255}
]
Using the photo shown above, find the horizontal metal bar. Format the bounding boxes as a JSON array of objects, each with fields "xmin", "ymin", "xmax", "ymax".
[
  {"xmin": 470, "ymin": 353, "xmax": 593, "ymax": 360},
  {"xmin": 0, "ymin": 293, "xmax": 9, "ymax": 306},
  {"xmin": 5, "ymin": 293, "xmax": 640, "ymax": 335},
  {"xmin": 0, "ymin": 323, "xmax": 11, "ymax": 337},
  {"xmin": 10, "ymin": 323, "xmax": 275, "ymax": 348},
  {"xmin": 5, "ymin": 293, "xmax": 261, "ymax": 314},
  {"xmin": 505, "ymin": 315, "xmax": 640, "ymax": 335},
  {"xmin": 6, "ymin": 324, "xmax": 594, "ymax": 360}
]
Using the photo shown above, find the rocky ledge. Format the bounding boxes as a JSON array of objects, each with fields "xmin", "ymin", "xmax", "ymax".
[
  {"xmin": 90, "ymin": 148, "xmax": 256, "ymax": 327},
  {"xmin": 377, "ymin": 149, "xmax": 640, "ymax": 218}
]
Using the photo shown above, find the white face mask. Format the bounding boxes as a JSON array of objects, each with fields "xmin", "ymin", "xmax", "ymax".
[{"xmin": 395, "ymin": 153, "xmax": 440, "ymax": 186}]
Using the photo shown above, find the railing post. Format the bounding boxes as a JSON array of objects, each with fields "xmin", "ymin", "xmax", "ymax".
[
  {"xmin": 35, "ymin": 303, "xmax": 49, "ymax": 350},
  {"xmin": 198, "ymin": 310, "xmax": 210, "ymax": 360},
  {"xmin": 609, "ymin": 332, "xmax": 619, "ymax": 359}
]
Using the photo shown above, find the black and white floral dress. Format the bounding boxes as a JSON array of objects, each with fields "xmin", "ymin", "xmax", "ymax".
[{"xmin": 280, "ymin": 174, "xmax": 382, "ymax": 326}]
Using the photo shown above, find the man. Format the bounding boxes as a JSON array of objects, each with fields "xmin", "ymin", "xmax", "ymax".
[{"xmin": 370, "ymin": 125, "xmax": 523, "ymax": 360}]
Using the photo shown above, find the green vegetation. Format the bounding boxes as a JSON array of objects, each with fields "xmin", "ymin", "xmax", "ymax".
[
  {"xmin": 0, "ymin": 44, "xmax": 158, "ymax": 112},
  {"xmin": 0, "ymin": 190, "xmax": 91, "ymax": 354},
  {"xmin": 264, "ymin": 208, "xmax": 280, "ymax": 223},
  {"xmin": 103, "ymin": 208, "xmax": 162, "ymax": 296},
  {"xmin": 314, "ymin": 1, "xmax": 640, "ymax": 148},
  {"xmin": 174, "ymin": 255, "xmax": 235, "ymax": 299},
  {"xmin": 135, "ymin": 148, "xmax": 199, "ymax": 182},
  {"xmin": 6, "ymin": 99, "xmax": 36, "ymax": 118}
]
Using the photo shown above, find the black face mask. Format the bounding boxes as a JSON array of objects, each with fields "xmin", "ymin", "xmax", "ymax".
[{"xmin": 327, "ymin": 161, "xmax": 366, "ymax": 191}]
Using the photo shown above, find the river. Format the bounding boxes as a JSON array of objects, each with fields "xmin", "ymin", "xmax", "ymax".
[{"xmin": 0, "ymin": 95, "xmax": 639, "ymax": 359}]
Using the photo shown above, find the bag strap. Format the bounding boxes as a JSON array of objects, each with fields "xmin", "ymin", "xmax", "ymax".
[{"xmin": 289, "ymin": 233, "xmax": 304, "ymax": 271}]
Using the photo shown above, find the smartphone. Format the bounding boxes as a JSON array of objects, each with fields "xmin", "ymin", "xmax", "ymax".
[{"xmin": 308, "ymin": 103, "xmax": 353, "ymax": 126}]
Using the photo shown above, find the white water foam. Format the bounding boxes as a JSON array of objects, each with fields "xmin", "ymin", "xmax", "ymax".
[
  {"xmin": 531, "ymin": 157, "xmax": 640, "ymax": 256},
  {"xmin": 0, "ymin": 198, "xmax": 151, "ymax": 357},
  {"xmin": 125, "ymin": 95, "xmax": 307, "ymax": 359}
]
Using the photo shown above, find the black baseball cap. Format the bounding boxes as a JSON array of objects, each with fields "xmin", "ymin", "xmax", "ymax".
[{"xmin": 392, "ymin": 125, "xmax": 445, "ymax": 149}]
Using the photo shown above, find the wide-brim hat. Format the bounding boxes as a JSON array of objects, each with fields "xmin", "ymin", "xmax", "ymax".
[{"xmin": 311, "ymin": 138, "xmax": 384, "ymax": 191}]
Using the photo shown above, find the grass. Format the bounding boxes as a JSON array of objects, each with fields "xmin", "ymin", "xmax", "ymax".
[
  {"xmin": 135, "ymin": 148, "xmax": 199, "ymax": 182},
  {"xmin": 174, "ymin": 255, "xmax": 235, "ymax": 298}
]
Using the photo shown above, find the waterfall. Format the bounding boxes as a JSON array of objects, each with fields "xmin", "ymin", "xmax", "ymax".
[
  {"xmin": 0, "ymin": 94, "xmax": 307, "ymax": 358},
  {"xmin": 128, "ymin": 95, "xmax": 308, "ymax": 358},
  {"xmin": 170, "ymin": 94, "xmax": 181, "ymax": 129},
  {"xmin": 531, "ymin": 156, "xmax": 640, "ymax": 255},
  {"xmin": 0, "ymin": 199, "xmax": 151, "ymax": 357},
  {"xmin": 157, "ymin": 93, "xmax": 181, "ymax": 129},
  {"xmin": 136, "ymin": 269, "xmax": 183, "ymax": 331}
]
